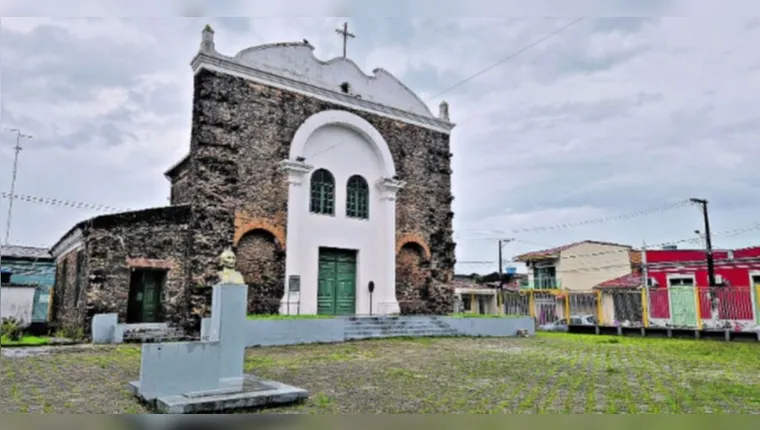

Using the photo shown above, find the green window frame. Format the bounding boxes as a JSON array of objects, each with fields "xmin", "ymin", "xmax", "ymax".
[
  {"xmin": 310, "ymin": 168, "xmax": 335, "ymax": 215},
  {"xmin": 346, "ymin": 175, "xmax": 369, "ymax": 219}
]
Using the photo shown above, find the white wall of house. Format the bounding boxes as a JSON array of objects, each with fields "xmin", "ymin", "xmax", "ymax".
[
  {"xmin": 558, "ymin": 242, "xmax": 632, "ymax": 291},
  {"xmin": 1, "ymin": 286, "xmax": 36, "ymax": 325},
  {"xmin": 281, "ymin": 110, "xmax": 402, "ymax": 316}
]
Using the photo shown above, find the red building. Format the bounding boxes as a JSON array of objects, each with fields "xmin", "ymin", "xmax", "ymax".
[
  {"xmin": 599, "ymin": 246, "xmax": 760, "ymax": 322},
  {"xmin": 645, "ymin": 246, "xmax": 760, "ymax": 321}
]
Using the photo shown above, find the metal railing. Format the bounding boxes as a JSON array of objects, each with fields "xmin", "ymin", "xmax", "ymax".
[
  {"xmin": 496, "ymin": 286, "xmax": 760, "ymax": 333},
  {"xmin": 519, "ymin": 278, "xmax": 562, "ymax": 290}
]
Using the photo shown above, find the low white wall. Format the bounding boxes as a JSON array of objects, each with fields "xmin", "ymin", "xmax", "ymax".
[
  {"xmin": 440, "ymin": 316, "xmax": 535, "ymax": 337},
  {"xmin": 1, "ymin": 286, "xmax": 36, "ymax": 325},
  {"xmin": 202, "ymin": 318, "xmax": 346, "ymax": 347},
  {"xmin": 91, "ymin": 313, "xmax": 168, "ymax": 344}
]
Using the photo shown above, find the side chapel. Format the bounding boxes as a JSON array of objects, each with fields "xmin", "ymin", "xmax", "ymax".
[{"xmin": 49, "ymin": 25, "xmax": 457, "ymax": 332}]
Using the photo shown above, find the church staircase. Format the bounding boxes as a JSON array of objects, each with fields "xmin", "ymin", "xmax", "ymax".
[
  {"xmin": 121, "ymin": 324, "xmax": 189, "ymax": 344},
  {"xmin": 342, "ymin": 316, "xmax": 460, "ymax": 340}
]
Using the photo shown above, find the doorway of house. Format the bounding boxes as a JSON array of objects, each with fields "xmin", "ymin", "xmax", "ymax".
[
  {"xmin": 127, "ymin": 269, "xmax": 165, "ymax": 323},
  {"xmin": 317, "ymin": 248, "xmax": 357, "ymax": 315}
]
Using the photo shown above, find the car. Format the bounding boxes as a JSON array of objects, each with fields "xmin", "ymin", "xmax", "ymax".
[
  {"xmin": 569, "ymin": 314, "xmax": 597, "ymax": 326},
  {"xmin": 539, "ymin": 318, "xmax": 568, "ymax": 332}
]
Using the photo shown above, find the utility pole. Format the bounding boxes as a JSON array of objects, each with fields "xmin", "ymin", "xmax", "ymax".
[
  {"xmin": 641, "ymin": 241, "xmax": 648, "ymax": 288},
  {"xmin": 690, "ymin": 198, "xmax": 716, "ymax": 287},
  {"xmin": 3, "ymin": 128, "xmax": 32, "ymax": 245}
]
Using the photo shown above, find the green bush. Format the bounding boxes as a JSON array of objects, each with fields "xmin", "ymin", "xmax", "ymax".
[
  {"xmin": 0, "ymin": 317, "xmax": 25, "ymax": 341},
  {"xmin": 54, "ymin": 324, "xmax": 84, "ymax": 341}
]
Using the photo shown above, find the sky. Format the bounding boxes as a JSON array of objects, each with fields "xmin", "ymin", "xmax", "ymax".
[{"xmin": 1, "ymin": 10, "xmax": 759, "ymax": 274}]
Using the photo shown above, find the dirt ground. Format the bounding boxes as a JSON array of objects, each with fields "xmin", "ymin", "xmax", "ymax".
[{"xmin": 2, "ymin": 333, "xmax": 759, "ymax": 413}]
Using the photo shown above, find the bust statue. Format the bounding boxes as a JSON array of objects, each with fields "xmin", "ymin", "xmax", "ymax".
[{"xmin": 217, "ymin": 248, "xmax": 245, "ymax": 285}]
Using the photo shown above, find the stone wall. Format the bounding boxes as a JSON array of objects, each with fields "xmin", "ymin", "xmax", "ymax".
[
  {"xmin": 183, "ymin": 69, "xmax": 456, "ymax": 317},
  {"xmin": 235, "ymin": 229, "xmax": 285, "ymax": 314},
  {"xmin": 51, "ymin": 248, "xmax": 85, "ymax": 330},
  {"xmin": 52, "ymin": 206, "xmax": 192, "ymax": 332},
  {"xmin": 396, "ymin": 243, "xmax": 431, "ymax": 314},
  {"xmin": 168, "ymin": 158, "xmax": 192, "ymax": 206},
  {"xmin": 170, "ymin": 173, "xmax": 192, "ymax": 206}
]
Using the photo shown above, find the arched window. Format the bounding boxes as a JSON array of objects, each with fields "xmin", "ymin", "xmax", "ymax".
[
  {"xmin": 310, "ymin": 169, "xmax": 335, "ymax": 215},
  {"xmin": 346, "ymin": 175, "xmax": 369, "ymax": 219}
]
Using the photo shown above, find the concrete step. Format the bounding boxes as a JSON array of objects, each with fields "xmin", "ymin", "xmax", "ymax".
[
  {"xmin": 344, "ymin": 320, "xmax": 449, "ymax": 326},
  {"xmin": 122, "ymin": 326, "xmax": 187, "ymax": 343},
  {"xmin": 343, "ymin": 317, "xmax": 446, "ymax": 323},
  {"xmin": 345, "ymin": 329, "xmax": 453, "ymax": 336},
  {"xmin": 345, "ymin": 331, "xmax": 460, "ymax": 340},
  {"xmin": 345, "ymin": 327, "xmax": 454, "ymax": 333},
  {"xmin": 344, "ymin": 324, "xmax": 448, "ymax": 330},
  {"xmin": 344, "ymin": 324, "xmax": 454, "ymax": 330}
]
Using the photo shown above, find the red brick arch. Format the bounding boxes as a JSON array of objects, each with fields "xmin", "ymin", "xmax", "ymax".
[
  {"xmin": 233, "ymin": 214, "xmax": 286, "ymax": 250},
  {"xmin": 396, "ymin": 232, "xmax": 432, "ymax": 260}
]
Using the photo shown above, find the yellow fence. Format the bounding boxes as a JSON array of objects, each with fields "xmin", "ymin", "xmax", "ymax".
[{"xmin": 501, "ymin": 286, "xmax": 760, "ymax": 332}]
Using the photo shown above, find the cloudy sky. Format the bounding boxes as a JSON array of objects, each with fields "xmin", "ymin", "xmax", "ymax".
[{"xmin": 1, "ymin": 12, "xmax": 759, "ymax": 274}]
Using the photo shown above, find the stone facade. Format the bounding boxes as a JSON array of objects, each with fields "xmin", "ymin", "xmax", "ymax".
[
  {"xmin": 50, "ymin": 36, "xmax": 457, "ymax": 333},
  {"xmin": 178, "ymin": 69, "xmax": 456, "ymax": 318},
  {"xmin": 51, "ymin": 206, "xmax": 191, "ymax": 331}
]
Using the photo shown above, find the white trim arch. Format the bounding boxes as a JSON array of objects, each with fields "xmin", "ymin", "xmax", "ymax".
[
  {"xmin": 280, "ymin": 109, "xmax": 403, "ymax": 316},
  {"xmin": 289, "ymin": 109, "xmax": 397, "ymax": 178}
]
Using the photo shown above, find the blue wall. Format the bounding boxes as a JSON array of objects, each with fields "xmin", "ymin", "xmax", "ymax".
[{"xmin": 1, "ymin": 258, "xmax": 55, "ymax": 322}]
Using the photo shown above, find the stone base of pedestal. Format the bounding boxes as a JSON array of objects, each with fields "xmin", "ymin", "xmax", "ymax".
[{"xmin": 128, "ymin": 375, "xmax": 308, "ymax": 414}]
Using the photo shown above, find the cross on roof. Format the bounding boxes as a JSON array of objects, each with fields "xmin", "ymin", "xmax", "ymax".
[{"xmin": 335, "ymin": 22, "xmax": 355, "ymax": 59}]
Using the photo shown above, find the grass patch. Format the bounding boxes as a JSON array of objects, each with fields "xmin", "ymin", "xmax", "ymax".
[
  {"xmin": 246, "ymin": 314, "xmax": 334, "ymax": 320},
  {"xmin": 449, "ymin": 313, "xmax": 523, "ymax": 318},
  {"xmin": 0, "ymin": 335, "xmax": 49, "ymax": 347},
  {"xmin": 2, "ymin": 334, "xmax": 759, "ymax": 413}
]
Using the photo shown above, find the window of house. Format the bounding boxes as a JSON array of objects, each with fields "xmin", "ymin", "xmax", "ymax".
[
  {"xmin": 534, "ymin": 266, "xmax": 558, "ymax": 288},
  {"xmin": 346, "ymin": 175, "xmax": 369, "ymax": 219},
  {"xmin": 462, "ymin": 295, "xmax": 472, "ymax": 312},
  {"xmin": 340, "ymin": 82, "xmax": 350, "ymax": 93},
  {"xmin": 309, "ymin": 168, "xmax": 335, "ymax": 215},
  {"xmin": 668, "ymin": 276, "xmax": 694, "ymax": 287}
]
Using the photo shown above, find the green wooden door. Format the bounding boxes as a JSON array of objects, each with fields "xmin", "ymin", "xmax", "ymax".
[
  {"xmin": 317, "ymin": 258, "xmax": 337, "ymax": 315},
  {"xmin": 669, "ymin": 286, "xmax": 697, "ymax": 328},
  {"xmin": 317, "ymin": 249, "xmax": 356, "ymax": 315},
  {"xmin": 142, "ymin": 272, "xmax": 160, "ymax": 323},
  {"xmin": 127, "ymin": 270, "xmax": 163, "ymax": 323}
]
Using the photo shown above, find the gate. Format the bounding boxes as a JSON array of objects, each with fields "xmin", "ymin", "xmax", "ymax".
[{"xmin": 669, "ymin": 286, "xmax": 698, "ymax": 328}]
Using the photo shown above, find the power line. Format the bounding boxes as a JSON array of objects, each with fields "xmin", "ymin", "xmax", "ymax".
[
  {"xmin": 510, "ymin": 221, "xmax": 760, "ymax": 263},
  {"xmin": 425, "ymin": 17, "xmax": 585, "ymax": 102},
  {"xmin": 458, "ymin": 199, "xmax": 692, "ymax": 237},
  {"xmin": 456, "ymin": 221, "xmax": 760, "ymax": 269},
  {"xmin": 0, "ymin": 192, "xmax": 126, "ymax": 213},
  {"xmin": 303, "ymin": 20, "xmax": 585, "ymax": 163}
]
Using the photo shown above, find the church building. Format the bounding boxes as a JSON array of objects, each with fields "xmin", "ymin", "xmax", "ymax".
[{"xmin": 49, "ymin": 25, "xmax": 457, "ymax": 332}]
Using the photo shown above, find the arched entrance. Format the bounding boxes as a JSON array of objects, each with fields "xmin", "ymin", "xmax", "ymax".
[
  {"xmin": 236, "ymin": 228, "xmax": 285, "ymax": 314},
  {"xmin": 395, "ymin": 242, "xmax": 431, "ymax": 314},
  {"xmin": 280, "ymin": 109, "xmax": 404, "ymax": 315}
]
